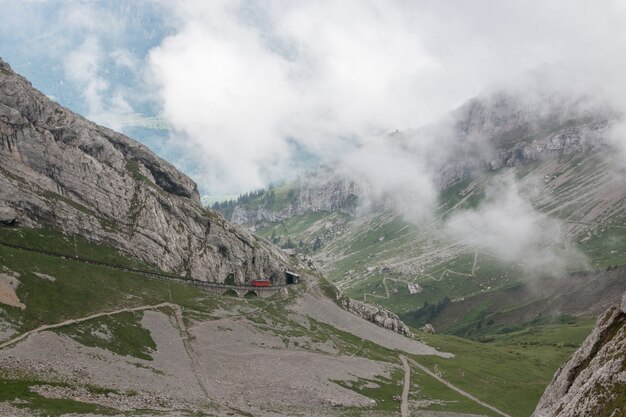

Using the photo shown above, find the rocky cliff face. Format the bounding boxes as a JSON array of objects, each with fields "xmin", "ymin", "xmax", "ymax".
[
  {"xmin": 0, "ymin": 58, "xmax": 288, "ymax": 283},
  {"xmin": 532, "ymin": 292, "xmax": 626, "ymax": 417},
  {"xmin": 231, "ymin": 169, "xmax": 360, "ymax": 226},
  {"xmin": 452, "ymin": 90, "xmax": 613, "ymax": 173}
]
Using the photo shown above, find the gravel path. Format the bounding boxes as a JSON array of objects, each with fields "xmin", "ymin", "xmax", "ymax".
[
  {"xmin": 400, "ymin": 355, "xmax": 410, "ymax": 417},
  {"xmin": 165, "ymin": 305, "xmax": 211, "ymax": 400},
  {"xmin": 400, "ymin": 355, "xmax": 411, "ymax": 417}
]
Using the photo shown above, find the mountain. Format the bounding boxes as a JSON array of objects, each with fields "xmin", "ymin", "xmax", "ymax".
[
  {"xmin": 220, "ymin": 78, "xmax": 626, "ymax": 336},
  {"xmin": 0, "ymin": 57, "xmax": 287, "ymax": 284},
  {"xmin": 532, "ymin": 292, "xmax": 626, "ymax": 417}
]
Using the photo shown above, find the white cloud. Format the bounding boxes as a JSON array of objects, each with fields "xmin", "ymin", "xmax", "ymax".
[
  {"xmin": 445, "ymin": 176, "xmax": 586, "ymax": 275},
  {"xmin": 148, "ymin": 0, "xmax": 445, "ymax": 193},
  {"xmin": 64, "ymin": 37, "xmax": 109, "ymax": 114},
  {"xmin": 148, "ymin": 0, "xmax": 626, "ymax": 194}
]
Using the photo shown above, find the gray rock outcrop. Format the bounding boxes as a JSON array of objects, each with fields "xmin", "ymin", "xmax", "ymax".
[
  {"xmin": 0, "ymin": 58, "xmax": 288, "ymax": 283},
  {"xmin": 339, "ymin": 297, "xmax": 413, "ymax": 338},
  {"xmin": 420, "ymin": 324, "xmax": 436, "ymax": 334},
  {"xmin": 532, "ymin": 291, "xmax": 626, "ymax": 417}
]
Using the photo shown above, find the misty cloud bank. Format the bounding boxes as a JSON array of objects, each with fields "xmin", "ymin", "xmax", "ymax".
[
  {"xmin": 147, "ymin": 0, "xmax": 626, "ymax": 194},
  {"xmin": 3, "ymin": 0, "xmax": 625, "ymax": 194}
]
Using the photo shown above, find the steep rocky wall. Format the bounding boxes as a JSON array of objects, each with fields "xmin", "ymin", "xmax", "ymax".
[
  {"xmin": 532, "ymin": 292, "xmax": 626, "ymax": 417},
  {"xmin": 231, "ymin": 171, "xmax": 360, "ymax": 225},
  {"xmin": 0, "ymin": 58, "xmax": 288, "ymax": 284}
]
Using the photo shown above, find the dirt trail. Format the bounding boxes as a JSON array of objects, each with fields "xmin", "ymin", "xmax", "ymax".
[
  {"xmin": 399, "ymin": 355, "xmax": 410, "ymax": 417},
  {"xmin": 406, "ymin": 357, "xmax": 511, "ymax": 417},
  {"xmin": 170, "ymin": 304, "xmax": 211, "ymax": 399},
  {"xmin": 471, "ymin": 251, "xmax": 478, "ymax": 277},
  {"xmin": 0, "ymin": 302, "xmax": 175, "ymax": 350}
]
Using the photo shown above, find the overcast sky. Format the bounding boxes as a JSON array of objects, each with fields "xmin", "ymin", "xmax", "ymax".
[{"xmin": 1, "ymin": 0, "xmax": 625, "ymax": 194}]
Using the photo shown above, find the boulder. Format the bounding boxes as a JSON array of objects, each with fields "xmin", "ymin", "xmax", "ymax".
[
  {"xmin": 532, "ymin": 291, "xmax": 626, "ymax": 417},
  {"xmin": 0, "ymin": 206, "xmax": 17, "ymax": 225}
]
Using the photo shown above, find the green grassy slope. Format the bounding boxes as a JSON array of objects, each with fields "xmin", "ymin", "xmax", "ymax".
[{"xmin": 413, "ymin": 319, "xmax": 594, "ymax": 417}]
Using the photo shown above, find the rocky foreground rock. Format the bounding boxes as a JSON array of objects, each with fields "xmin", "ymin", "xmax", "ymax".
[
  {"xmin": 532, "ymin": 291, "xmax": 626, "ymax": 417},
  {"xmin": 0, "ymin": 58, "xmax": 288, "ymax": 283}
]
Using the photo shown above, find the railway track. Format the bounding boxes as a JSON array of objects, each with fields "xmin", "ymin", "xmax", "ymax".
[{"xmin": 0, "ymin": 240, "xmax": 291, "ymax": 293}]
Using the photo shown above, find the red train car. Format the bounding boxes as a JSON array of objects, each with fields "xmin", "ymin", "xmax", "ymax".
[{"xmin": 250, "ymin": 279, "xmax": 271, "ymax": 287}]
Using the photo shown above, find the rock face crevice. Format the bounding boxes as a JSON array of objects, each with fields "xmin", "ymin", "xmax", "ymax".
[
  {"xmin": 0, "ymin": 58, "xmax": 288, "ymax": 283},
  {"xmin": 532, "ymin": 292, "xmax": 626, "ymax": 417}
]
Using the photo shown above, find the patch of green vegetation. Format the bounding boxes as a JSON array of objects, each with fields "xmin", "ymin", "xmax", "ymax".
[
  {"xmin": 257, "ymin": 210, "xmax": 340, "ymax": 252},
  {"xmin": 345, "ymin": 214, "xmax": 411, "ymax": 255},
  {"xmin": 591, "ymin": 379, "xmax": 626, "ymax": 417},
  {"xmin": 338, "ymin": 249, "xmax": 519, "ymax": 317},
  {"xmin": 318, "ymin": 276, "xmax": 341, "ymax": 303},
  {"xmin": 126, "ymin": 159, "xmax": 152, "ymax": 185},
  {"xmin": 400, "ymin": 296, "xmax": 451, "ymax": 328},
  {"xmin": 267, "ymin": 182, "xmax": 299, "ymax": 211},
  {"xmin": 213, "ymin": 181, "xmax": 300, "ymax": 218},
  {"xmin": 486, "ymin": 318, "xmax": 595, "ymax": 346},
  {"xmin": 125, "ymin": 159, "xmax": 170, "ymax": 199},
  {"xmin": 333, "ymin": 370, "xmax": 403, "ymax": 412},
  {"xmin": 437, "ymin": 177, "xmax": 486, "ymax": 217},
  {"xmin": 56, "ymin": 311, "xmax": 157, "ymax": 361},
  {"xmin": 0, "ymin": 378, "xmax": 118, "ymax": 416},
  {"xmin": 579, "ymin": 225, "xmax": 626, "ymax": 269}
]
